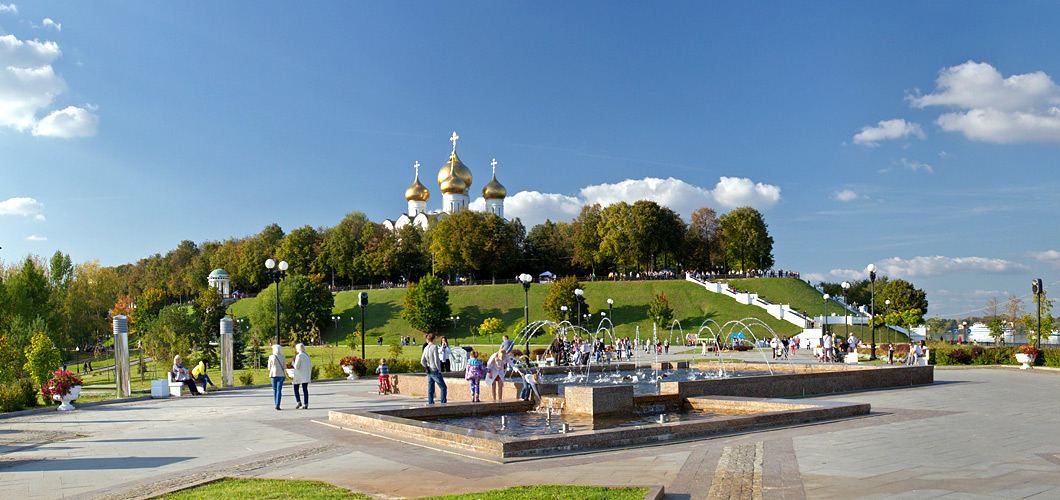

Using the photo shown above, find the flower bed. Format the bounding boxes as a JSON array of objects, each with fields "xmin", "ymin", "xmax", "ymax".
[{"xmin": 42, "ymin": 371, "xmax": 83, "ymax": 399}]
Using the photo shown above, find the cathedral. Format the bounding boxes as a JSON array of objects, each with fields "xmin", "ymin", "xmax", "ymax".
[{"xmin": 383, "ymin": 131, "xmax": 507, "ymax": 232}]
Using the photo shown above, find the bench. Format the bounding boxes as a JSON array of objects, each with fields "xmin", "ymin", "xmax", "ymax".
[{"xmin": 166, "ymin": 372, "xmax": 205, "ymax": 396}]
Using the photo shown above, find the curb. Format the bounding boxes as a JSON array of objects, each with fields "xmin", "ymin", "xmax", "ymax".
[{"xmin": 643, "ymin": 485, "xmax": 665, "ymax": 500}]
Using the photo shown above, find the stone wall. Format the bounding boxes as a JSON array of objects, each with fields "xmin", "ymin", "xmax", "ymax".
[{"xmin": 663, "ymin": 364, "xmax": 933, "ymax": 399}]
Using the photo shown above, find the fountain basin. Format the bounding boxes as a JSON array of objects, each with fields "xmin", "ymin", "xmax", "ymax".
[{"xmin": 328, "ymin": 395, "xmax": 869, "ymax": 460}]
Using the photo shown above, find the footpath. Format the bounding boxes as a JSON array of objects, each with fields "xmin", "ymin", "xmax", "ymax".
[{"xmin": 1, "ymin": 350, "xmax": 1059, "ymax": 500}]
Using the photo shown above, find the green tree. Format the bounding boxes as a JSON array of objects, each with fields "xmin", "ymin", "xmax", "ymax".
[
  {"xmin": 479, "ymin": 317, "xmax": 506, "ymax": 345},
  {"xmin": 401, "ymin": 274, "xmax": 451, "ymax": 334},
  {"xmin": 686, "ymin": 207, "xmax": 723, "ymax": 271},
  {"xmin": 277, "ymin": 225, "xmax": 321, "ymax": 277},
  {"xmin": 1022, "ymin": 291, "xmax": 1055, "ymax": 345},
  {"xmin": 988, "ymin": 317, "xmax": 1005, "ymax": 344},
  {"xmin": 526, "ymin": 220, "xmax": 575, "ymax": 276},
  {"xmin": 134, "ymin": 288, "xmax": 170, "ymax": 330},
  {"xmin": 542, "ymin": 276, "xmax": 589, "ymax": 324},
  {"xmin": 5, "ymin": 257, "xmax": 52, "ymax": 336},
  {"xmin": 319, "ymin": 212, "xmax": 370, "ymax": 286},
  {"xmin": 719, "ymin": 207, "xmax": 774, "ymax": 272},
  {"xmin": 250, "ymin": 274, "xmax": 334, "ymax": 345},
  {"xmin": 571, "ymin": 204, "xmax": 605, "ymax": 274},
  {"xmin": 194, "ymin": 286, "xmax": 227, "ymax": 364},
  {"xmin": 877, "ymin": 278, "xmax": 929, "ymax": 318},
  {"xmin": 647, "ymin": 291, "xmax": 675, "ymax": 327},
  {"xmin": 141, "ymin": 304, "xmax": 196, "ymax": 368},
  {"xmin": 0, "ymin": 334, "xmax": 21, "ymax": 382},
  {"xmin": 24, "ymin": 330, "xmax": 62, "ymax": 388}
]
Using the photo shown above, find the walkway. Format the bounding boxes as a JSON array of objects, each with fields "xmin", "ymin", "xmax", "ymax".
[{"xmin": 2, "ymin": 362, "xmax": 1058, "ymax": 499}]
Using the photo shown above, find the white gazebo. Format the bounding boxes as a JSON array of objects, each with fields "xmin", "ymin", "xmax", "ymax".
[{"xmin": 208, "ymin": 269, "xmax": 231, "ymax": 298}]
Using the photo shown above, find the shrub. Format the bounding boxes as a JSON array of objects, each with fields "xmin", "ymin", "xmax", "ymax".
[
  {"xmin": 310, "ymin": 365, "xmax": 320, "ymax": 380},
  {"xmin": 969, "ymin": 346, "xmax": 985, "ymax": 363},
  {"xmin": 16, "ymin": 379, "xmax": 39, "ymax": 408},
  {"xmin": 238, "ymin": 373, "xmax": 255, "ymax": 386},
  {"xmin": 24, "ymin": 332, "xmax": 62, "ymax": 388},
  {"xmin": 949, "ymin": 348, "xmax": 970, "ymax": 364},
  {"xmin": 0, "ymin": 380, "xmax": 34, "ymax": 412},
  {"xmin": 322, "ymin": 364, "xmax": 345, "ymax": 379},
  {"xmin": 532, "ymin": 348, "xmax": 547, "ymax": 358},
  {"xmin": 1039, "ymin": 348, "xmax": 1060, "ymax": 367}
]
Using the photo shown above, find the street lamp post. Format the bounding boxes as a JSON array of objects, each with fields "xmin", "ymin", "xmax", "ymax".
[
  {"xmin": 575, "ymin": 288, "xmax": 584, "ymax": 330},
  {"xmin": 841, "ymin": 281, "xmax": 850, "ymax": 341},
  {"xmin": 823, "ymin": 294, "xmax": 830, "ymax": 338},
  {"xmin": 867, "ymin": 264, "xmax": 877, "ymax": 361},
  {"xmin": 607, "ymin": 298, "xmax": 614, "ymax": 324},
  {"xmin": 450, "ymin": 316, "xmax": 460, "ymax": 338},
  {"xmin": 518, "ymin": 274, "xmax": 532, "ymax": 352},
  {"xmin": 560, "ymin": 305, "xmax": 568, "ymax": 324},
  {"xmin": 884, "ymin": 299, "xmax": 891, "ymax": 344},
  {"xmin": 264, "ymin": 259, "xmax": 288, "ymax": 345}
]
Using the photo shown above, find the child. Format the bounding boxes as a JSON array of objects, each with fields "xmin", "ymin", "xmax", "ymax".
[
  {"xmin": 464, "ymin": 351, "xmax": 485, "ymax": 402},
  {"xmin": 519, "ymin": 372, "xmax": 539, "ymax": 401},
  {"xmin": 376, "ymin": 358, "xmax": 391, "ymax": 395}
]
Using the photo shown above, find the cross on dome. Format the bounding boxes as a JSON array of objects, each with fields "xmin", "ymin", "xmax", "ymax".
[
  {"xmin": 414, "ymin": 161, "xmax": 420, "ymax": 177},
  {"xmin": 491, "ymin": 158, "xmax": 497, "ymax": 175},
  {"xmin": 450, "ymin": 131, "xmax": 459, "ymax": 153}
]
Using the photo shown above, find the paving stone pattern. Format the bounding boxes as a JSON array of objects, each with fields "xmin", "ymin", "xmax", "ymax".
[{"xmin": 1, "ymin": 349, "xmax": 1059, "ymax": 500}]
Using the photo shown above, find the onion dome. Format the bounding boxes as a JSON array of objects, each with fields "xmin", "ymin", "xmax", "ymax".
[
  {"xmin": 482, "ymin": 160, "xmax": 507, "ymax": 199},
  {"xmin": 437, "ymin": 151, "xmax": 472, "ymax": 193},
  {"xmin": 405, "ymin": 165, "xmax": 430, "ymax": 202},
  {"xmin": 439, "ymin": 170, "xmax": 467, "ymax": 194}
]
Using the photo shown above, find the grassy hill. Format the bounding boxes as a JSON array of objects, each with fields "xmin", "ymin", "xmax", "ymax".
[{"xmin": 228, "ymin": 278, "xmax": 805, "ymax": 345}]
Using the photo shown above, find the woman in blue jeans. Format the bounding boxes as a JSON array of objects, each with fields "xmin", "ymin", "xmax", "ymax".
[{"xmin": 267, "ymin": 344, "xmax": 286, "ymax": 410}]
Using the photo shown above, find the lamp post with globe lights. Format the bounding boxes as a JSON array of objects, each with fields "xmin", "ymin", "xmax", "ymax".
[
  {"xmin": 867, "ymin": 264, "xmax": 878, "ymax": 360},
  {"xmin": 607, "ymin": 298, "xmax": 614, "ymax": 324},
  {"xmin": 884, "ymin": 299, "xmax": 892, "ymax": 344},
  {"xmin": 841, "ymin": 281, "xmax": 851, "ymax": 341},
  {"xmin": 823, "ymin": 294, "xmax": 830, "ymax": 339},
  {"xmin": 575, "ymin": 288, "xmax": 584, "ymax": 330},
  {"xmin": 560, "ymin": 305, "xmax": 568, "ymax": 324},
  {"xmin": 517, "ymin": 274, "xmax": 533, "ymax": 351},
  {"xmin": 264, "ymin": 258, "xmax": 288, "ymax": 345}
]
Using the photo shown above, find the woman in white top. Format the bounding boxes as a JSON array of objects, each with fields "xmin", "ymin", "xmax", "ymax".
[
  {"xmin": 439, "ymin": 337, "xmax": 452, "ymax": 372},
  {"xmin": 292, "ymin": 343, "xmax": 311, "ymax": 409},
  {"xmin": 485, "ymin": 347, "xmax": 521, "ymax": 400},
  {"xmin": 267, "ymin": 344, "xmax": 286, "ymax": 410}
]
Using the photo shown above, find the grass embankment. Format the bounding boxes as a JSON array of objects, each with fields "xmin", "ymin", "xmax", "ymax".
[
  {"xmin": 229, "ymin": 279, "xmax": 803, "ymax": 343},
  {"xmin": 727, "ymin": 278, "xmax": 908, "ymax": 342},
  {"xmin": 154, "ymin": 478, "xmax": 647, "ymax": 500}
]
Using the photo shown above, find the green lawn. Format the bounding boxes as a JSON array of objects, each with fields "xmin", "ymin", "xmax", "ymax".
[
  {"xmin": 229, "ymin": 279, "xmax": 804, "ymax": 345},
  {"xmin": 153, "ymin": 478, "xmax": 647, "ymax": 500}
]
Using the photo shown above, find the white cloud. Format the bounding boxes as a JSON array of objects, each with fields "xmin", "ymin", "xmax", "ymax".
[
  {"xmin": 25, "ymin": 234, "xmax": 46, "ymax": 241},
  {"xmin": 711, "ymin": 177, "xmax": 781, "ymax": 209},
  {"xmin": 34, "ymin": 105, "xmax": 98, "ymax": 137},
  {"xmin": 833, "ymin": 189, "xmax": 863, "ymax": 202},
  {"xmin": 0, "ymin": 196, "xmax": 45, "ymax": 220},
  {"xmin": 1031, "ymin": 250, "xmax": 1060, "ymax": 269},
  {"xmin": 0, "ymin": 4, "xmax": 16, "ymax": 15},
  {"xmin": 0, "ymin": 32, "xmax": 97, "ymax": 137},
  {"xmin": 42, "ymin": 18, "xmax": 60, "ymax": 31},
  {"xmin": 852, "ymin": 119, "xmax": 924, "ymax": 146},
  {"xmin": 908, "ymin": 61, "xmax": 1060, "ymax": 144},
  {"xmin": 491, "ymin": 176, "xmax": 781, "ymax": 227},
  {"xmin": 896, "ymin": 157, "xmax": 933, "ymax": 174},
  {"xmin": 829, "ymin": 256, "xmax": 1026, "ymax": 281}
]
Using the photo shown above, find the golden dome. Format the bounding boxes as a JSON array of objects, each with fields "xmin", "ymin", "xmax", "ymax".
[
  {"xmin": 482, "ymin": 163, "xmax": 507, "ymax": 200},
  {"xmin": 405, "ymin": 175, "xmax": 430, "ymax": 202},
  {"xmin": 437, "ymin": 151, "xmax": 472, "ymax": 193},
  {"xmin": 439, "ymin": 170, "xmax": 467, "ymax": 194}
]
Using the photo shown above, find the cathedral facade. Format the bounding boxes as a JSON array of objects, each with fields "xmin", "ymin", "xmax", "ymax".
[{"xmin": 383, "ymin": 131, "xmax": 507, "ymax": 232}]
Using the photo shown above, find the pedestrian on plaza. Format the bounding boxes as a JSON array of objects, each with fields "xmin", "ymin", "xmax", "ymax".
[
  {"xmin": 887, "ymin": 343, "xmax": 895, "ymax": 365},
  {"xmin": 439, "ymin": 336, "xmax": 452, "ymax": 372},
  {"xmin": 192, "ymin": 360, "xmax": 218, "ymax": 393},
  {"xmin": 664, "ymin": 339, "xmax": 670, "ymax": 354},
  {"xmin": 292, "ymin": 343, "xmax": 311, "ymax": 409},
  {"xmin": 485, "ymin": 347, "xmax": 520, "ymax": 400},
  {"xmin": 464, "ymin": 351, "xmax": 485, "ymax": 402},
  {"xmin": 420, "ymin": 334, "xmax": 447, "ymax": 404},
  {"xmin": 172, "ymin": 355, "xmax": 202, "ymax": 396},
  {"xmin": 267, "ymin": 344, "xmax": 286, "ymax": 410},
  {"xmin": 500, "ymin": 335, "xmax": 514, "ymax": 354},
  {"xmin": 821, "ymin": 333, "xmax": 833, "ymax": 362},
  {"xmin": 376, "ymin": 358, "xmax": 391, "ymax": 394}
]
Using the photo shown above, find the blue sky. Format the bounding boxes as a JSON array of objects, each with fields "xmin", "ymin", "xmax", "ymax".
[{"xmin": 2, "ymin": 2, "xmax": 1059, "ymax": 318}]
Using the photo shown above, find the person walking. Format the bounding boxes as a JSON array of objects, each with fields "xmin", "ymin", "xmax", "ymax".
[
  {"xmin": 292, "ymin": 343, "xmax": 311, "ymax": 409},
  {"xmin": 420, "ymin": 334, "xmax": 447, "ymax": 404},
  {"xmin": 267, "ymin": 345, "xmax": 286, "ymax": 410}
]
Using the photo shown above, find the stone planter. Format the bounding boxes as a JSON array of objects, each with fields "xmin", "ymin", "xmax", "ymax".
[
  {"xmin": 342, "ymin": 365, "xmax": 358, "ymax": 380},
  {"xmin": 1015, "ymin": 353, "xmax": 1036, "ymax": 370},
  {"xmin": 52, "ymin": 385, "xmax": 81, "ymax": 411}
]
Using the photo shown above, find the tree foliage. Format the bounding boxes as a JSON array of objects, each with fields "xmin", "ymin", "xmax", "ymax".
[
  {"xmin": 24, "ymin": 330, "xmax": 62, "ymax": 388},
  {"xmin": 719, "ymin": 207, "xmax": 773, "ymax": 272},
  {"xmin": 542, "ymin": 276, "xmax": 588, "ymax": 324},
  {"xmin": 402, "ymin": 274, "xmax": 451, "ymax": 334},
  {"xmin": 647, "ymin": 291, "xmax": 675, "ymax": 327}
]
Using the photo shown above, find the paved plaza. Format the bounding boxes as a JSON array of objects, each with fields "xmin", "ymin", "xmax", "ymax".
[{"xmin": 2, "ymin": 350, "xmax": 1059, "ymax": 500}]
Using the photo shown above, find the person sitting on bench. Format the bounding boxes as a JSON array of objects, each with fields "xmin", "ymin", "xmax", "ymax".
[{"xmin": 172, "ymin": 355, "xmax": 201, "ymax": 396}]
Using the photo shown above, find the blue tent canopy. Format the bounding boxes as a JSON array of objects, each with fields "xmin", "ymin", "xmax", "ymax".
[{"xmin": 539, "ymin": 271, "xmax": 555, "ymax": 277}]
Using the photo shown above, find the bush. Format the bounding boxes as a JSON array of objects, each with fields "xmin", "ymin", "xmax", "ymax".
[
  {"xmin": 16, "ymin": 379, "xmax": 38, "ymax": 408},
  {"xmin": 322, "ymin": 364, "xmax": 345, "ymax": 379},
  {"xmin": 238, "ymin": 373, "xmax": 255, "ymax": 386},
  {"xmin": 310, "ymin": 365, "xmax": 320, "ymax": 380}
]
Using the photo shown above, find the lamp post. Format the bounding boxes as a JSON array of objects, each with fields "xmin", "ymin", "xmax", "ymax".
[
  {"xmin": 575, "ymin": 288, "xmax": 584, "ymax": 330},
  {"xmin": 1032, "ymin": 278, "xmax": 1044, "ymax": 349},
  {"xmin": 823, "ymin": 294, "xmax": 830, "ymax": 338},
  {"xmin": 560, "ymin": 305, "xmax": 568, "ymax": 324},
  {"xmin": 518, "ymin": 273, "xmax": 532, "ymax": 352},
  {"xmin": 867, "ymin": 264, "xmax": 877, "ymax": 361},
  {"xmin": 264, "ymin": 258, "xmax": 288, "ymax": 345},
  {"xmin": 841, "ymin": 281, "xmax": 850, "ymax": 341},
  {"xmin": 607, "ymin": 298, "xmax": 614, "ymax": 324},
  {"xmin": 450, "ymin": 316, "xmax": 459, "ymax": 338},
  {"xmin": 884, "ymin": 299, "xmax": 891, "ymax": 344}
]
